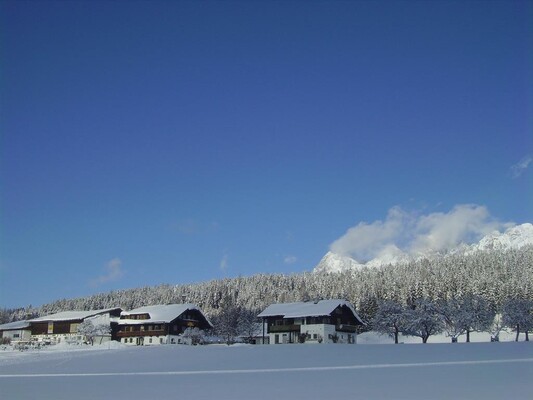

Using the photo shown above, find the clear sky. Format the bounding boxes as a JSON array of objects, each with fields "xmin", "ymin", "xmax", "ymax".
[{"xmin": 1, "ymin": 0, "xmax": 531, "ymax": 309}]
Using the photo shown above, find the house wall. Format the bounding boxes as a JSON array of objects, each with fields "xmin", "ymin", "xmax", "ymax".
[
  {"xmin": 120, "ymin": 334, "xmax": 192, "ymax": 346},
  {"xmin": 268, "ymin": 324, "xmax": 357, "ymax": 345},
  {"xmin": 302, "ymin": 323, "xmax": 329, "ymax": 343},
  {"xmin": 1, "ymin": 329, "xmax": 31, "ymax": 343},
  {"xmin": 31, "ymin": 333, "xmax": 84, "ymax": 344}
]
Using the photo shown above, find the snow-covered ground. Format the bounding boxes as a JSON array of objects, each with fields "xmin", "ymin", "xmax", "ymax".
[
  {"xmin": 357, "ymin": 329, "xmax": 527, "ymax": 345},
  {"xmin": 0, "ymin": 339, "xmax": 531, "ymax": 399}
]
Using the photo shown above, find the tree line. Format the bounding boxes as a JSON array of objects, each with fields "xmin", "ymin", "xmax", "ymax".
[
  {"xmin": 2, "ymin": 246, "xmax": 532, "ymax": 341},
  {"xmin": 372, "ymin": 296, "xmax": 532, "ymax": 343}
]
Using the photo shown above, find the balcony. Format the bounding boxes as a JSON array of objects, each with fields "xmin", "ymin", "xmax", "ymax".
[
  {"xmin": 268, "ymin": 324, "xmax": 301, "ymax": 333},
  {"xmin": 336, "ymin": 324, "xmax": 357, "ymax": 333},
  {"xmin": 117, "ymin": 330, "xmax": 167, "ymax": 338}
]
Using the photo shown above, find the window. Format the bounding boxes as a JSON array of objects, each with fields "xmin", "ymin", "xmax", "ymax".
[
  {"xmin": 160, "ymin": 338, "xmax": 164, "ymax": 344},
  {"xmin": 13, "ymin": 334, "xmax": 20, "ymax": 338},
  {"xmin": 313, "ymin": 334, "xmax": 317, "ymax": 339},
  {"xmin": 149, "ymin": 338, "xmax": 152, "ymax": 343}
]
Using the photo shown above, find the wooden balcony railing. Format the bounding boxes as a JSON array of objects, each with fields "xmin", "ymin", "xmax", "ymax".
[
  {"xmin": 116, "ymin": 330, "xmax": 167, "ymax": 338},
  {"xmin": 268, "ymin": 324, "xmax": 301, "ymax": 333}
]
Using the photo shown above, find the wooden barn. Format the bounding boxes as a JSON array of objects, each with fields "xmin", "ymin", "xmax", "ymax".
[{"xmin": 29, "ymin": 308, "xmax": 122, "ymax": 344}]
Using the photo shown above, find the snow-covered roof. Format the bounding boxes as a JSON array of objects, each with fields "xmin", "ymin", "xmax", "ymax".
[
  {"xmin": 119, "ymin": 304, "xmax": 212, "ymax": 327},
  {"xmin": 258, "ymin": 299, "xmax": 364, "ymax": 323},
  {"xmin": 0, "ymin": 320, "xmax": 31, "ymax": 331},
  {"xmin": 29, "ymin": 308, "xmax": 121, "ymax": 323}
]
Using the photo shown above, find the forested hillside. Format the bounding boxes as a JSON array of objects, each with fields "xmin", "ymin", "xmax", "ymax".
[{"xmin": 3, "ymin": 246, "xmax": 532, "ymax": 326}]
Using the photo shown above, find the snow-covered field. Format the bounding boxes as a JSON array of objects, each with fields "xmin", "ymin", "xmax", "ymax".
[{"xmin": 0, "ymin": 340, "xmax": 531, "ymax": 399}]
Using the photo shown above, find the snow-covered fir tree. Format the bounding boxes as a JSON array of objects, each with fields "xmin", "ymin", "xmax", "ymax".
[{"xmin": 4, "ymin": 246, "xmax": 532, "ymax": 341}]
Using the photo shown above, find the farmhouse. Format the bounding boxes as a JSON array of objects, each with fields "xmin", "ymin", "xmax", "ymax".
[
  {"xmin": 28, "ymin": 308, "xmax": 122, "ymax": 344},
  {"xmin": 0, "ymin": 320, "xmax": 31, "ymax": 344},
  {"xmin": 258, "ymin": 299, "xmax": 364, "ymax": 344},
  {"xmin": 117, "ymin": 304, "xmax": 213, "ymax": 345}
]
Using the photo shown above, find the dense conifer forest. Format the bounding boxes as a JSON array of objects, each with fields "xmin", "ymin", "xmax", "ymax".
[{"xmin": 2, "ymin": 247, "xmax": 532, "ymax": 328}]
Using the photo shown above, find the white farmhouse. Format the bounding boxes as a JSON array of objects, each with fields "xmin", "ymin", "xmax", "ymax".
[
  {"xmin": 117, "ymin": 304, "xmax": 213, "ymax": 345},
  {"xmin": 258, "ymin": 299, "xmax": 364, "ymax": 344}
]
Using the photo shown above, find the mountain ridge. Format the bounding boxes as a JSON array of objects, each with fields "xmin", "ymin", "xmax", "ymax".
[{"xmin": 313, "ymin": 223, "xmax": 533, "ymax": 274}]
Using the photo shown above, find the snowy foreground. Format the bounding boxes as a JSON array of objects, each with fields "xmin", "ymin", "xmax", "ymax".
[{"xmin": 0, "ymin": 341, "xmax": 532, "ymax": 400}]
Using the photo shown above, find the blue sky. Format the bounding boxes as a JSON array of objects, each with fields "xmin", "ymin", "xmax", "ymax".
[{"xmin": 1, "ymin": 1, "xmax": 531, "ymax": 309}]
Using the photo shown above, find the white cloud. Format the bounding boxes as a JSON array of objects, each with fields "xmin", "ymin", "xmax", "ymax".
[
  {"xmin": 89, "ymin": 258, "xmax": 124, "ymax": 287},
  {"xmin": 410, "ymin": 205, "xmax": 506, "ymax": 254},
  {"xmin": 330, "ymin": 206, "xmax": 414, "ymax": 261},
  {"xmin": 330, "ymin": 204, "xmax": 512, "ymax": 262},
  {"xmin": 220, "ymin": 253, "xmax": 229, "ymax": 272},
  {"xmin": 510, "ymin": 155, "xmax": 532, "ymax": 178},
  {"xmin": 284, "ymin": 255, "xmax": 297, "ymax": 265}
]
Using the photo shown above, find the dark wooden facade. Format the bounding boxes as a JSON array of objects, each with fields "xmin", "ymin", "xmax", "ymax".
[
  {"xmin": 29, "ymin": 308, "xmax": 122, "ymax": 340},
  {"xmin": 117, "ymin": 309, "xmax": 211, "ymax": 339}
]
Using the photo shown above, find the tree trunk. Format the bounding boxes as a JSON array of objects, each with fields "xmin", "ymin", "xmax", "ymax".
[
  {"xmin": 394, "ymin": 328, "xmax": 399, "ymax": 344},
  {"xmin": 466, "ymin": 330, "xmax": 470, "ymax": 343},
  {"xmin": 526, "ymin": 330, "xmax": 529, "ymax": 342},
  {"xmin": 422, "ymin": 335, "xmax": 428, "ymax": 343},
  {"xmin": 515, "ymin": 324, "xmax": 520, "ymax": 342}
]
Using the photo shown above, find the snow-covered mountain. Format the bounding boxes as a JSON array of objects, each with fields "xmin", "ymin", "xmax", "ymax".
[
  {"xmin": 313, "ymin": 223, "xmax": 533, "ymax": 274},
  {"xmin": 474, "ymin": 223, "xmax": 533, "ymax": 251}
]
